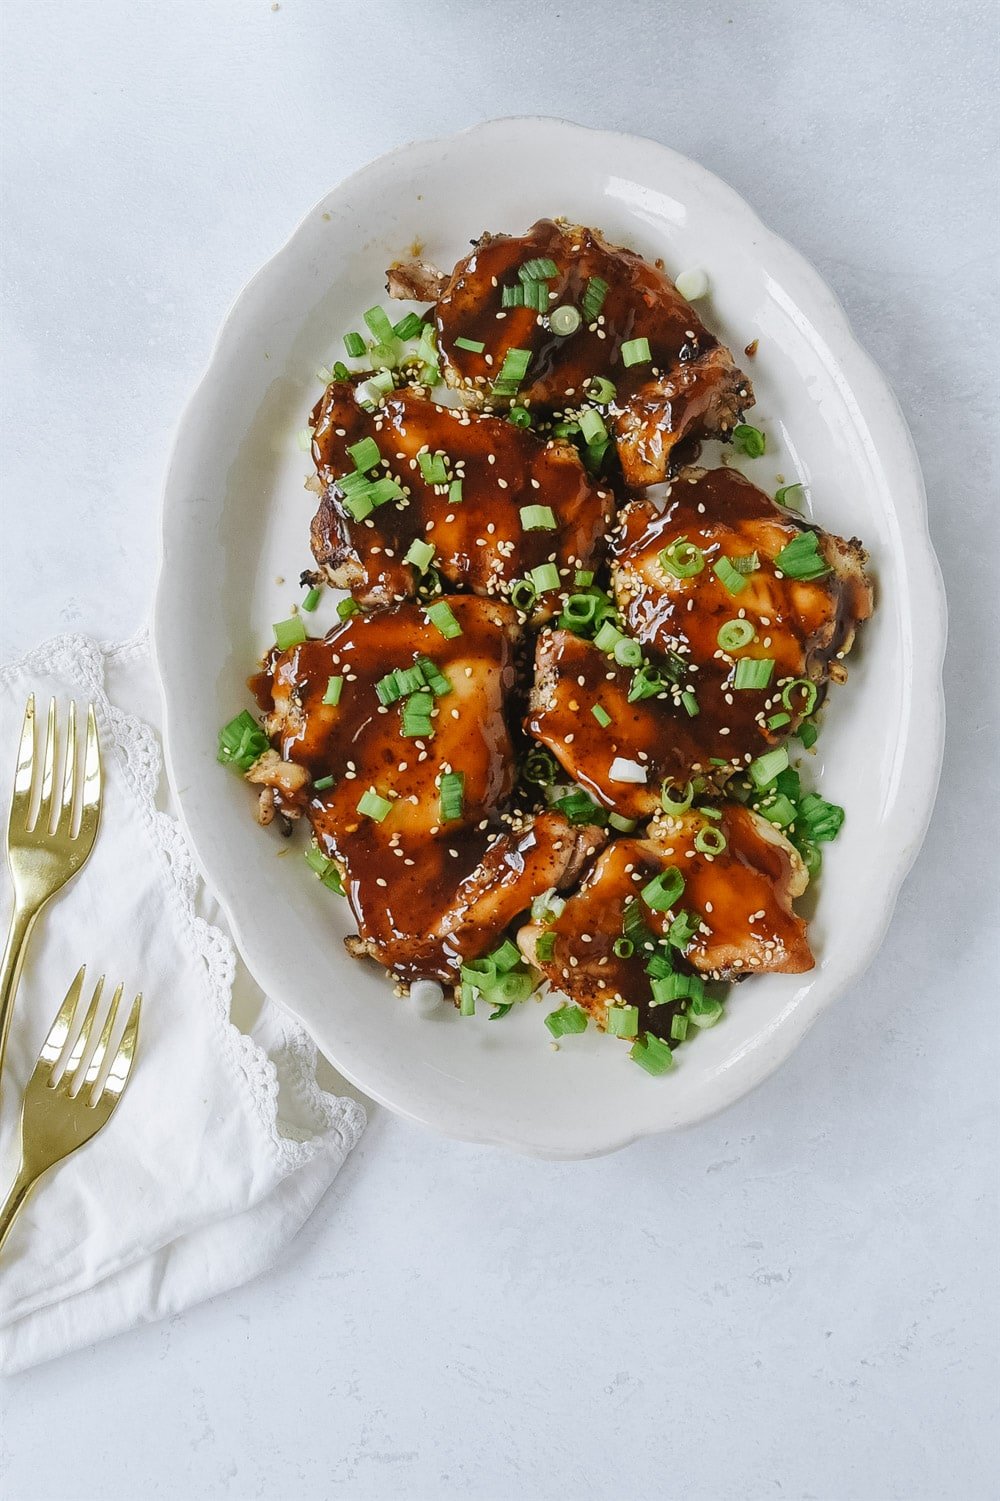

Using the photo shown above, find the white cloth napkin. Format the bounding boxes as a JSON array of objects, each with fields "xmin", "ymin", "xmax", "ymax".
[{"xmin": 0, "ymin": 631, "xmax": 366, "ymax": 1374}]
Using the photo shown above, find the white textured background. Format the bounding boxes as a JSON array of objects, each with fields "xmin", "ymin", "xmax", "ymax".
[{"xmin": 1, "ymin": 2, "xmax": 998, "ymax": 1499}]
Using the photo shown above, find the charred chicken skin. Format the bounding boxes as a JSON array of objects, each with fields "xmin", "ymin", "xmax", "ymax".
[
  {"xmin": 611, "ymin": 467, "xmax": 874, "ymax": 771},
  {"xmin": 518, "ymin": 804, "xmax": 812, "ymax": 1041},
  {"xmin": 250, "ymin": 596, "xmax": 604, "ymax": 982},
  {"xmin": 310, "ymin": 382, "xmax": 614, "ymax": 615},
  {"xmin": 388, "ymin": 219, "xmax": 754, "ymax": 486}
]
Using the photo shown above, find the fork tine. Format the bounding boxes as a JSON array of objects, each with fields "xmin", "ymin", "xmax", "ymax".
[
  {"xmin": 37, "ymin": 965, "xmax": 87, "ymax": 1074},
  {"xmin": 102, "ymin": 993, "xmax": 141, "ymax": 1100},
  {"xmin": 8, "ymin": 694, "xmax": 36, "ymax": 831},
  {"xmin": 33, "ymin": 697, "xmax": 58, "ymax": 834},
  {"xmin": 81, "ymin": 980, "xmax": 122, "ymax": 1098},
  {"xmin": 59, "ymin": 974, "xmax": 104, "ymax": 1091},
  {"xmin": 56, "ymin": 700, "xmax": 78, "ymax": 834},
  {"xmin": 74, "ymin": 704, "xmax": 103, "ymax": 846}
]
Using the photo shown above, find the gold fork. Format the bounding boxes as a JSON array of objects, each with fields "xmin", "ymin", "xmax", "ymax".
[
  {"xmin": 0, "ymin": 966, "xmax": 141, "ymax": 1253},
  {"xmin": 0, "ymin": 696, "xmax": 102, "ymax": 1088}
]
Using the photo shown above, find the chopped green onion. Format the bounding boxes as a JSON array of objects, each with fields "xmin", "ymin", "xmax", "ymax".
[
  {"xmin": 733, "ymin": 657, "xmax": 775, "ymax": 691},
  {"xmin": 416, "ymin": 657, "xmax": 452, "ymax": 697},
  {"xmin": 578, "ymin": 407, "xmax": 608, "ymax": 445},
  {"xmin": 501, "ymin": 283, "xmax": 525, "ymax": 308},
  {"xmin": 417, "ymin": 451, "xmax": 449, "ymax": 486},
  {"xmin": 376, "ymin": 671, "xmax": 403, "ymax": 705},
  {"xmin": 732, "ymin": 552, "xmax": 760, "ymax": 575},
  {"xmin": 508, "ymin": 407, "xmax": 533, "ymax": 428},
  {"xmin": 694, "ymin": 826, "xmax": 728, "ymax": 855},
  {"xmin": 545, "ymin": 1004, "xmax": 588, "ymax": 1038},
  {"xmin": 775, "ymin": 483, "xmax": 804, "ymax": 509},
  {"xmin": 509, "ymin": 578, "xmax": 538, "ymax": 612},
  {"xmin": 641, "ymin": 867, "xmax": 685, "ymax": 912},
  {"xmin": 773, "ymin": 530, "xmax": 831, "ymax": 581},
  {"xmin": 613, "ymin": 637, "xmax": 642, "ymax": 668},
  {"xmin": 688, "ymin": 995, "xmax": 724, "ymax": 1029},
  {"xmin": 798, "ymin": 792, "xmax": 845, "ymax": 842},
  {"xmin": 629, "ymin": 1035, "xmax": 675, "ymax": 1075},
  {"xmin": 489, "ymin": 1002, "xmax": 514, "ymax": 1020},
  {"xmin": 304, "ymin": 844, "xmax": 345, "ymax": 894},
  {"xmin": 344, "ymin": 331, "xmax": 365, "ymax": 358},
  {"xmin": 488, "ymin": 938, "xmax": 522, "ymax": 973},
  {"xmin": 484, "ymin": 971, "xmax": 535, "ymax": 1006},
  {"xmin": 341, "ymin": 491, "xmax": 374, "ymax": 522},
  {"xmin": 560, "ymin": 593, "xmax": 599, "ymax": 629},
  {"xmin": 519, "ymin": 256, "xmax": 559, "ymax": 282},
  {"xmin": 732, "ymin": 423, "xmax": 766, "ymax": 457},
  {"xmin": 322, "ymin": 675, "xmax": 344, "ymax": 706},
  {"xmin": 697, "ymin": 805, "xmax": 722, "ymax": 820},
  {"xmin": 454, "ymin": 336, "xmax": 485, "ymax": 353},
  {"xmin": 347, "ymin": 436, "xmax": 381, "ymax": 473},
  {"xmin": 681, "ymin": 691, "xmax": 700, "ymax": 717},
  {"xmin": 529, "ymin": 562, "xmax": 561, "ymax": 595},
  {"xmin": 798, "ymin": 840, "xmax": 822, "ymax": 878},
  {"xmin": 667, "ymin": 911, "xmax": 699, "ymax": 950},
  {"xmin": 767, "ymin": 711, "xmax": 791, "ymax": 730},
  {"xmin": 401, "ymin": 690, "xmax": 435, "ymax": 738},
  {"xmin": 273, "ymin": 617, "xmax": 307, "ymax": 651},
  {"xmin": 781, "ymin": 678, "xmax": 819, "ymax": 715},
  {"xmin": 426, "ymin": 600, "xmax": 462, "ymax": 639},
  {"xmin": 628, "ymin": 666, "xmax": 667, "ymax": 702},
  {"xmin": 760, "ymin": 792, "xmax": 797, "ymax": 827},
  {"xmin": 217, "ymin": 710, "xmax": 269, "ymax": 772},
  {"xmin": 520, "ymin": 504, "xmax": 557, "ymax": 531},
  {"xmin": 609, "ymin": 812, "xmax": 638, "ymax": 832},
  {"xmin": 607, "ymin": 1005, "xmax": 639, "ymax": 1039},
  {"xmin": 645, "ymin": 950, "xmax": 674, "ymax": 979},
  {"xmin": 712, "ymin": 556, "xmax": 749, "ymax": 596},
  {"xmin": 460, "ymin": 985, "xmax": 477, "ymax": 1016},
  {"xmin": 592, "ymin": 703, "xmax": 612, "ymax": 728},
  {"xmin": 797, "ymin": 720, "xmax": 819, "ymax": 749},
  {"xmin": 670, "ymin": 1014, "xmax": 689, "ymax": 1042},
  {"xmin": 581, "ymin": 276, "xmax": 608, "ymax": 323},
  {"xmin": 717, "ymin": 618, "xmax": 756, "ymax": 651},
  {"xmin": 613, "ymin": 937, "xmax": 634, "ymax": 959},
  {"xmin": 492, "ymin": 347, "xmax": 532, "ymax": 398},
  {"xmin": 332, "ymin": 361, "xmax": 351, "ymax": 381},
  {"xmin": 336, "ymin": 598, "xmax": 360, "ymax": 621},
  {"xmin": 660, "ymin": 781, "xmax": 694, "ymax": 815},
  {"xmin": 536, "ymin": 931, "xmax": 557, "ymax": 962},
  {"xmin": 623, "ymin": 898, "xmax": 657, "ymax": 950},
  {"xmin": 404, "ymin": 538, "xmax": 436, "ymax": 571},
  {"xmin": 593, "ymin": 620, "xmax": 624, "ymax": 654},
  {"xmin": 587, "ymin": 376, "xmax": 616, "ymax": 404},
  {"xmin": 551, "ymin": 789, "xmax": 607, "ymax": 826},
  {"xmin": 621, "ymin": 336, "xmax": 651, "ymax": 367},
  {"xmin": 549, "ymin": 305, "xmax": 581, "ymax": 336},
  {"xmin": 531, "ymin": 891, "xmax": 564, "ymax": 922},
  {"xmin": 448, "ymin": 478, "xmax": 464, "ymax": 504},
  {"xmin": 659, "ymin": 538, "xmax": 705, "ymax": 579},
  {"xmin": 356, "ymin": 789, "xmax": 392, "ymax": 822},
  {"xmin": 363, "ymin": 305, "xmax": 395, "ymax": 344},
  {"xmin": 301, "ymin": 585, "xmax": 323, "ymax": 613},
  {"xmin": 522, "ymin": 279, "xmax": 549, "ymax": 312},
  {"xmin": 438, "ymin": 770, "xmax": 465, "ymax": 823},
  {"xmin": 313, "ymin": 774, "xmax": 335, "ymax": 791},
  {"xmin": 748, "ymin": 746, "xmax": 789, "ymax": 790},
  {"xmin": 392, "ymin": 312, "xmax": 424, "ymax": 340},
  {"xmin": 651, "ymin": 972, "xmax": 704, "ymax": 1006}
]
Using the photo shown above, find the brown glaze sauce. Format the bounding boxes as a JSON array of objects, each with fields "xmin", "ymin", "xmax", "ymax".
[
  {"xmin": 310, "ymin": 383, "xmax": 613, "ymax": 611},
  {"xmin": 526, "ymin": 629, "xmax": 708, "ymax": 819},
  {"xmin": 530, "ymin": 804, "xmax": 812, "ymax": 1039},
  {"xmin": 612, "ymin": 467, "xmax": 871, "ymax": 768},
  {"xmin": 435, "ymin": 219, "xmax": 721, "ymax": 412},
  {"xmin": 251, "ymin": 596, "xmax": 596, "ymax": 982}
]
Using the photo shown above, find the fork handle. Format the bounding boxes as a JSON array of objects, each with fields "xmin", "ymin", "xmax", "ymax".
[
  {"xmin": 0, "ymin": 1166, "xmax": 37, "ymax": 1254},
  {"xmin": 0, "ymin": 903, "xmax": 39, "ymax": 1088}
]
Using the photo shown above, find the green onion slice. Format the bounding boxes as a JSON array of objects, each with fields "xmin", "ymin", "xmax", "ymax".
[
  {"xmin": 659, "ymin": 538, "xmax": 705, "ymax": 579},
  {"xmin": 773, "ymin": 530, "xmax": 831, "ymax": 581},
  {"xmin": 581, "ymin": 276, "xmax": 608, "ymax": 322},
  {"xmin": 549, "ymin": 305, "xmax": 581, "ymax": 336},
  {"xmin": 519, "ymin": 256, "xmax": 559, "ymax": 282},
  {"xmin": 775, "ymin": 483, "xmax": 804, "ymax": 509},
  {"xmin": 343, "ymin": 331, "xmax": 365, "ymax": 357},
  {"xmin": 322, "ymin": 675, "xmax": 344, "ymax": 706},
  {"xmin": 717, "ymin": 618, "xmax": 755, "ymax": 651},
  {"xmin": 748, "ymin": 746, "xmax": 789, "ymax": 790},
  {"xmin": 612, "ymin": 937, "xmax": 634, "ymax": 959},
  {"xmin": 392, "ymin": 312, "xmax": 424, "ymax": 340},
  {"xmin": 509, "ymin": 578, "xmax": 538, "ymax": 612},
  {"xmin": 681, "ymin": 691, "xmax": 699, "ymax": 718},
  {"xmin": 356, "ymin": 789, "xmax": 392, "ymax": 822},
  {"xmin": 492, "ymin": 347, "xmax": 532, "ymax": 398},
  {"xmin": 520, "ymin": 504, "xmax": 557, "ymax": 531},
  {"xmin": 536, "ymin": 931, "xmax": 557, "ymax": 963},
  {"xmin": 780, "ymin": 677, "xmax": 819, "ymax": 715},
  {"xmin": 426, "ymin": 600, "xmax": 462, "ymax": 638},
  {"xmin": 641, "ymin": 866, "xmax": 686, "ymax": 912},
  {"xmin": 607, "ymin": 1005, "xmax": 639, "ymax": 1039},
  {"xmin": 621, "ymin": 336, "xmax": 651, "ymax": 367},
  {"xmin": 347, "ymin": 436, "xmax": 381, "ymax": 473},
  {"xmin": 660, "ymin": 780, "xmax": 694, "ymax": 815},
  {"xmin": 336, "ymin": 598, "xmax": 360, "ymax": 621},
  {"xmin": 666, "ymin": 911, "xmax": 699, "ymax": 951},
  {"xmin": 688, "ymin": 996, "xmax": 724, "ymax": 1029},
  {"xmin": 591, "ymin": 703, "xmax": 612, "ymax": 728},
  {"xmin": 733, "ymin": 657, "xmax": 775, "ymax": 691},
  {"xmin": 404, "ymin": 539, "xmax": 436, "ymax": 571},
  {"xmin": 301, "ymin": 585, "xmax": 323, "ymax": 613},
  {"xmin": 629, "ymin": 1035, "xmax": 675, "ymax": 1075},
  {"xmin": 508, "ymin": 407, "xmax": 532, "ymax": 428},
  {"xmin": 694, "ymin": 826, "xmax": 728, "ymax": 855},
  {"xmin": 712, "ymin": 556, "xmax": 749, "ymax": 596},
  {"xmin": 732, "ymin": 423, "xmax": 766, "ymax": 457},
  {"xmin": 587, "ymin": 376, "xmax": 616, "ymax": 404},
  {"xmin": 273, "ymin": 617, "xmax": 307, "ymax": 651},
  {"xmin": 545, "ymin": 1004, "xmax": 588, "ymax": 1038},
  {"xmin": 217, "ymin": 710, "xmax": 269, "ymax": 772},
  {"xmin": 454, "ymin": 336, "xmax": 486, "ymax": 353},
  {"xmin": 363, "ymin": 305, "xmax": 395, "ymax": 345},
  {"xmin": 417, "ymin": 451, "xmax": 449, "ymax": 486},
  {"xmin": 529, "ymin": 562, "xmax": 561, "ymax": 595}
]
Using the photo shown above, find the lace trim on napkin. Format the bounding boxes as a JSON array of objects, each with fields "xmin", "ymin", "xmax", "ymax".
[{"xmin": 0, "ymin": 630, "xmax": 365, "ymax": 1175}]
